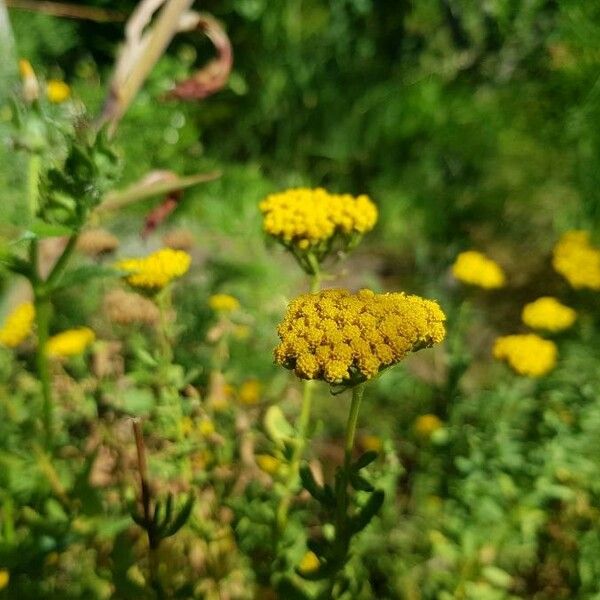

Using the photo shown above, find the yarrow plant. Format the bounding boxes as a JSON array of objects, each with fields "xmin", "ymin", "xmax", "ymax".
[
  {"xmin": 116, "ymin": 248, "xmax": 191, "ymax": 290},
  {"xmin": 521, "ymin": 297, "xmax": 576, "ymax": 333},
  {"xmin": 0, "ymin": 302, "xmax": 35, "ymax": 347},
  {"xmin": 452, "ymin": 250, "xmax": 506, "ymax": 289},
  {"xmin": 552, "ymin": 230, "xmax": 600, "ymax": 290},
  {"xmin": 46, "ymin": 327, "xmax": 96, "ymax": 358},
  {"xmin": 493, "ymin": 334, "xmax": 557, "ymax": 377}
]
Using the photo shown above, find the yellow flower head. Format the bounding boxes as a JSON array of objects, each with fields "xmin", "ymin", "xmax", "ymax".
[
  {"xmin": 0, "ymin": 569, "xmax": 9, "ymax": 591},
  {"xmin": 18, "ymin": 59, "xmax": 39, "ymax": 102},
  {"xmin": 208, "ymin": 293, "xmax": 240, "ymax": 313},
  {"xmin": 360, "ymin": 434, "xmax": 383, "ymax": 453},
  {"xmin": 274, "ymin": 288, "xmax": 446, "ymax": 385},
  {"xmin": 552, "ymin": 230, "xmax": 600, "ymax": 290},
  {"xmin": 256, "ymin": 454, "xmax": 280, "ymax": 475},
  {"xmin": 46, "ymin": 80, "xmax": 71, "ymax": 103},
  {"xmin": 19, "ymin": 59, "xmax": 34, "ymax": 79},
  {"xmin": 116, "ymin": 248, "xmax": 191, "ymax": 290},
  {"xmin": 0, "ymin": 302, "xmax": 35, "ymax": 348},
  {"xmin": 259, "ymin": 187, "xmax": 377, "ymax": 250},
  {"xmin": 493, "ymin": 334, "xmax": 557, "ymax": 377},
  {"xmin": 521, "ymin": 297, "xmax": 576, "ymax": 332},
  {"xmin": 298, "ymin": 551, "xmax": 321, "ymax": 575},
  {"xmin": 238, "ymin": 379, "xmax": 262, "ymax": 405},
  {"xmin": 47, "ymin": 327, "xmax": 95, "ymax": 358},
  {"xmin": 452, "ymin": 251, "xmax": 506, "ymax": 289},
  {"xmin": 414, "ymin": 414, "xmax": 443, "ymax": 438}
]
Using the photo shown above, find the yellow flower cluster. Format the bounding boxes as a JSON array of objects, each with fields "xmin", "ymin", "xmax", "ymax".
[
  {"xmin": 414, "ymin": 414, "xmax": 443, "ymax": 438},
  {"xmin": 116, "ymin": 248, "xmax": 191, "ymax": 290},
  {"xmin": 274, "ymin": 289, "xmax": 446, "ymax": 384},
  {"xmin": 552, "ymin": 230, "xmax": 600, "ymax": 290},
  {"xmin": 493, "ymin": 334, "xmax": 557, "ymax": 377},
  {"xmin": 0, "ymin": 302, "xmax": 35, "ymax": 348},
  {"xmin": 298, "ymin": 551, "xmax": 321, "ymax": 574},
  {"xmin": 47, "ymin": 327, "xmax": 95, "ymax": 357},
  {"xmin": 0, "ymin": 569, "xmax": 9, "ymax": 591},
  {"xmin": 259, "ymin": 187, "xmax": 377, "ymax": 249},
  {"xmin": 209, "ymin": 293, "xmax": 240, "ymax": 313},
  {"xmin": 452, "ymin": 251, "xmax": 506, "ymax": 289},
  {"xmin": 46, "ymin": 80, "xmax": 70, "ymax": 103},
  {"xmin": 521, "ymin": 297, "xmax": 576, "ymax": 332}
]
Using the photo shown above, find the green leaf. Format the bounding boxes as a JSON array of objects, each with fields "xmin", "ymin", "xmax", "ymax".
[
  {"xmin": 27, "ymin": 221, "xmax": 74, "ymax": 239},
  {"xmin": 164, "ymin": 493, "xmax": 194, "ymax": 538},
  {"xmin": 1, "ymin": 254, "xmax": 32, "ymax": 278},
  {"xmin": 299, "ymin": 465, "xmax": 329, "ymax": 504},
  {"xmin": 50, "ymin": 264, "xmax": 121, "ymax": 291},
  {"xmin": 264, "ymin": 405, "xmax": 295, "ymax": 446},
  {"xmin": 350, "ymin": 489, "xmax": 384, "ymax": 534},
  {"xmin": 349, "ymin": 472, "xmax": 375, "ymax": 492},
  {"xmin": 353, "ymin": 451, "xmax": 378, "ymax": 471}
]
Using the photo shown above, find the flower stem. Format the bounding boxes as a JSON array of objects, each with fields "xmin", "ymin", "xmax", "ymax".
[
  {"xmin": 27, "ymin": 153, "xmax": 41, "ymax": 218},
  {"xmin": 344, "ymin": 383, "xmax": 364, "ymax": 465},
  {"xmin": 34, "ymin": 294, "xmax": 53, "ymax": 448}
]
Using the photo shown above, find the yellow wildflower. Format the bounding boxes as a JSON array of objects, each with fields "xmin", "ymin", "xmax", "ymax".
[
  {"xmin": 116, "ymin": 248, "xmax": 191, "ymax": 290},
  {"xmin": 0, "ymin": 569, "xmax": 9, "ymax": 590},
  {"xmin": 0, "ymin": 302, "xmax": 35, "ymax": 348},
  {"xmin": 46, "ymin": 80, "xmax": 71, "ymax": 103},
  {"xmin": 414, "ymin": 414, "xmax": 443, "ymax": 438},
  {"xmin": 256, "ymin": 454, "xmax": 280, "ymax": 475},
  {"xmin": 19, "ymin": 59, "xmax": 39, "ymax": 102},
  {"xmin": 493, "ymin": 334, "xmax": 557, "ymax": 377},
  {"xmin": 360, "ymin": 434, "xmax": 383, "ymax": 453},
  {"xmin": 180, "ymin": 416, "xmax": 194, "ymax": 436},
  {"xmin": 552, "ymin": 230, "xmax": 600, "ymax": 290},
  {"xmin": 259, "ymin": 187, "xmax": 377, "ymax": 249},
  {"xmin": 208, "ymin": 294, "xmax": 240, "ymax": 313},
  {"xmin": 452, "ymin": 251, "xmax": 506, "ymax": 289},
  {"xmin": 274, "ymin": 288, "xmax": 446, "ymax": 385},
  {"xmin": 521, "ymin": 297, "xmax": 576, "ymax": 332},
  {"xmin": 47, "ymin": 327, "xmax": 95, "ymax": 357},
  {"xmin": 298, "ymin": 551, "xmax": 320, "ymax": 574},
  {"xmin": 198, "ymin": 418, "xmax": 215, "ymax": 437},
  {"xmin": 238, "ymin": 379, "xmax": 262, "ymax": 405}
]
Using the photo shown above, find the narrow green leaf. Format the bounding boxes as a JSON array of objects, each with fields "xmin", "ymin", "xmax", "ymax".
[
  {"xmin": 349, "ymin": 472, "xmax": 375, "ymax": 492},
  {"xmin": 299, "ymin": 465, "xmax": 327, "ymax": 504},
  {"xmin": 353, "ymin": 451, "xmax": 378, "ymax": 471},
  {"xmin": 350, "ymin": 489, "xmax": 385, "ymax": 534},
  {"xmin": 165, "ymin": 493, "xmax": 194, "ymax": 538}
]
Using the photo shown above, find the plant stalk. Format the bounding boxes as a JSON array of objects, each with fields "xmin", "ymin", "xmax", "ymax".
[{"xmin": 34, "ymin": 294, "xmax": 52, "ymax": 447}]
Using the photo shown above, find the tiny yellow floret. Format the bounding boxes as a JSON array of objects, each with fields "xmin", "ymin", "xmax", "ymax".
[
  {"xmin": 256, "ymin": 454, "xmax": 280, "ymax": 475},
  {"xmin": 116, "ymin": 248, "xmax": 191, "ymax": 290},
  {"xmin": 0, "ymin": 302, "xmax": 35, "ymax": 348},
  {"xmin": 493, "ymin": 334, "xmax": 557, "ymax": 377},
  {"xmin": 552, "ymin": 230, "xmax": 600, "ymax": 290},
  {"xmin": 360, "ymin": 434, "xmax": 383, "ymax": 453},
  {"xmin": 46, "ymin": 80, "xmax": 71, "ymax": 103},
  {"xmin": 274, "ymin": 289, "xmax": 446, "ymax": 385},
  {"xmin": 452, "ymin": 251, "xmax": 506, "ymax": 289},
  {"xmin": 238, "ymin": 379, "xmax": 262, "ymax": 405},
  {"xmin": 47, "ymin": 327, "xmax": 95, "ymax": 357},
  {"xmin": 521, "ymin": 297, "xmax": 576, "ymax": 332},
  {"xmin": 414, "ymin": 414, "xmax": 443, "ymax": 438},
  {"xmin": 298, "ymin": 551, "xmax": 321, "ymax": 574},
  {"xmin": 0, "ymin": 569, "xmax": 9, "ymax": 590},
  {"xmin": 208, "ymin": 294, "xmax": 240, "ymax": 313},
  {"xmin": 259, "ymin": 187, "xmax": 377, "ymax": 249}
]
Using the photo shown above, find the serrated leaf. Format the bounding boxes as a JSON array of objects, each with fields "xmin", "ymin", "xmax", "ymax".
[
  {"xmin": 350, "ymin": 489, "xmax": 384, "ymax": 534},
  {"xmin": 353, "ymin": 451, "xmax": 379, "ymax": 471}
]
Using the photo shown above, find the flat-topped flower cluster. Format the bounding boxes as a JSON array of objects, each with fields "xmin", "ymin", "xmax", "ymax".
[
  {"xmin": 116, "ymin": 248, "xmax": 191, "ymax": 290},
  {"xmin": 552, "ymin": 230, "xmax": 600, "ymax": 290},
  {"xmin": 274, "ymin": 288, "xmax": 445, "ymax": 384}
]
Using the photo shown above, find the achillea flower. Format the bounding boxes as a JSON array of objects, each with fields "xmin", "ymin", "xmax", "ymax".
[
  {"xmin": 452, "ymin": 251, "xmax": 506, "ymax": 289},
  {"xmin": 259, "ymin": 187, "xmax": 377, "ymax": 251},
  {"xmin": 238, "ymin": 379, "xmax": 262, "ymax": 405},
  {"xmin": 103, "ymin": 289, "xmax": 160, "ymax": 325},
  {"xmin": 47, "ymin": 327, "xmax": 95, "ymax": 357},
  {"xmin": 116, "ymin": 248, "xmax": 191, "ymax": 290},
  {"xmin": 493, "ymin": 334, "xmax": 557, "ymax": 377},
  {"xmin": 0, "ymin": 302, "xmax": 35, "ymax": 347},
  {"xmin": 77, "ymin": 228, "xmax": 119, "ymax": 256},
  {"xmin": 552, "ymin": 230, "xmax": 600, "ymax": 290},
  {"xmin": 360, "ymin": 434, "xmax": 383, "ymax": 453},
  {"xmin": 0, "ymin": 569, "xmax": 9, "ymax": 591},
  {"xmin": 414, "ymin": 414, "xmax": 443, "ymax": 438},
  {"xmin": 521, "ymin": 297, "xmax": 576, "ymax": 332},
  {"xmin": 46, "ymin": 80, "xmax": 70, "ymax": 103},
  {"xmin": 209, "ymin": 294, "xmax": 240, "ymax": 313},
  {"xmin": 298, "ymin": 551, "xmax": 320, "ymax": 575},
  {"xmin": 256, "ymin": 454, "xmax": 280, "ymax": 475},
  {"xmin": 274, "ymin": 289, "xmax": 446, "ymax": 385}
]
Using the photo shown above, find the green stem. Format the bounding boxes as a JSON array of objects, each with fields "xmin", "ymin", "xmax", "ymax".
[
  {"xmin": 307, "ymin": 254, "xmax": 321, "ymax": 293},
  {"xmin": 46, "ymin": 233, "xmax": 79, "ymax": 287},
  {"xmin": 344, "ymin": 384, "xmax": 364, "ymax": 465},
  {"xmin": 34, "ymin": 294, "xmax": 53, "ymax": 448},
  {"xmin": 27, "ymin": 153, "xmax": 41, "ymax": 218}
]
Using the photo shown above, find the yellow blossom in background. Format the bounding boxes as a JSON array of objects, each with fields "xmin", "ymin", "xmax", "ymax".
[
  {"xmin": 414, "ymin": 414, "xmax": 443, "ymax": 438},
  {"xmin": 19, "ymin": 59, "xmax": 39, "ymax": 102},
  {"xmin": 180, "ymin": 416, "xmax": 194, "ymax": 436},
  {"xmin": 259, "ymin": 187, "xmax": 377, "ymax": 249},
  {"xmin": 521, "ymin": 297, "xmax": 576, "ymax": 332},
  {"xmin": 0, "ymin": 302, "xmax": 35, "ymax": 348},
  {"xmin": 552, "ymin": 230, "xmax": 600, "ymax": 290},
  {"xmin": 360, "ymin": 434, "xmax": 383, "ymax": 453},
  {"xmin": 256, "ymin": 454, "xmax": 280, "ymax": 475},
  {"xmin": 493, "ymin": 334, "xmax": 557, "ymax": 377},
  {"xmin": 238, "ymin": 379, "xmax": 262, "ymax": 405},
  {"xmin": 274, "ymin": 288, "xmax": 445, "ymax": 384},
  {"xmin": 18, "ymin": 59, "xmax": 34, "ymax": 78},
  {"xmin": 452, "ymin": 251, "xmax": 506, "ymax": 289},
  {"xmin": 47, "ymin": 327, "xmax": 95, "ymax": 358},
  {"xmin": 298, "ymin": 551, "xmax": 320, "ymax": 574},
  {"xmin": 116, "ymin": 248, "xmax": 191, "ymax": 290},
  {"xmin": 0, "ymin": 569, "xmax": 9, "ymax": 590},
  {"xmin": 46, "ymin": 79, "xmax": 71, "ymax": 103},
  {"xmin": 198, "ymin": 418, "xmax": 215, "ymax": 437},
  {"xmin": 208, "ymin": 293, "xmax": 240, "ymax": 313}
]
